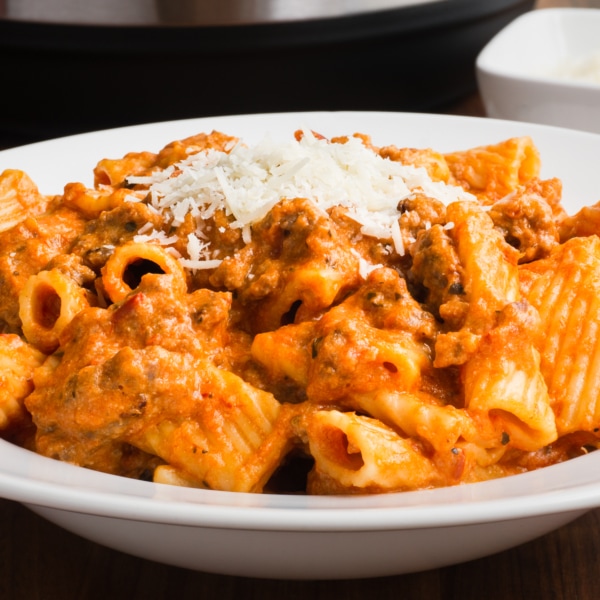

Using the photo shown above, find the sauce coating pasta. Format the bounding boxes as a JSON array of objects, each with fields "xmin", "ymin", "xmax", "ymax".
[{"xmin": 0, "ymin": 128, "xmax": 599, "ymax": 495}]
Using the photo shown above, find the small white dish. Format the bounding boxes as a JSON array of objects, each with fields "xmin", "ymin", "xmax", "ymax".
[
  {"xmin": 476, "ymin": 8, "xmax": 600, "ymax": 133},
  {"xmin": 1, "ymin": 111, "xmax": 600, "ymax": 580}
]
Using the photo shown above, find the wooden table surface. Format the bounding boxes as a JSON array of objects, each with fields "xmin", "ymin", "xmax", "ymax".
[{"xmin": 2, "ymin": 1, "xmax": 600, "ymax": 598}]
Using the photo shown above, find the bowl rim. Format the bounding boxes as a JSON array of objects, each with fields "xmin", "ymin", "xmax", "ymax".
[{"xmin": 2, "ymin": 437, "xmax": 600, "ymax": 531}]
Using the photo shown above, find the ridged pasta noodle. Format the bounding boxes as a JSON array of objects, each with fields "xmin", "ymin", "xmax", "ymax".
[
  {"xmin": 521, "ymin": 236, "xmax": 600, "ymax": 435},
  {"xmin": 0, "ymin": 169, "xmax": 50, "ymax": 233},
  {"xmin": 19, "ymin": 269, "xmax": 91, "ymax": 354},
  {"xmin": 101, "ymin": 241, "xmax": 187, "ymax": 303}
]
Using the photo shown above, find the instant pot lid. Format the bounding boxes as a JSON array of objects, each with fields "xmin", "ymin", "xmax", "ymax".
[{"xmin": 2, "ymin": 0, "xmax": 442, "ymax": 26}]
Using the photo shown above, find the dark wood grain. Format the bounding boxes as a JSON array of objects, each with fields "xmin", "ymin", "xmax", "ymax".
[{"xmin": 1, "ymin": 499, "xmax": 600, "ymax": 600}]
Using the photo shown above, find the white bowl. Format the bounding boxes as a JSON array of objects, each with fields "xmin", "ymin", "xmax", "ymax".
[
  {"xmin": 2, "ymin": 111, "xmax": 600, "ymax": 580},
  {"xmin": 476, "ymin": 8, "xmax": 600, "ymax": 133}
]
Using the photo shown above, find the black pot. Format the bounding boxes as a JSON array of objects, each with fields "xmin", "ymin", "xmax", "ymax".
[{"xmin": 0, "ymin": 0, "xmax": 534, "ymax": 145}]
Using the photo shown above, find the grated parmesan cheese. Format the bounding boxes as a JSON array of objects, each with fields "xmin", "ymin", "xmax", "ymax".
[
  {"xmin": 351, "ymin": 248, "xmax": 384, "ymax": 279},
  {"xmin": 130, "ymin": 130, "xmax": 474, "ymax": 271}
]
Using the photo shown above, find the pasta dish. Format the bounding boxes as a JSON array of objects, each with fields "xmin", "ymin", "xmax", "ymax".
[{"xmin": 0, "ymin": 127, "xmax": 598, "ymax": 495}]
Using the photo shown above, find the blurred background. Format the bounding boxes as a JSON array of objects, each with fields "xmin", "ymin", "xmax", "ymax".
[{"xmin": 0, "ymin": 0, "xmax": 540, "ymax": 146}]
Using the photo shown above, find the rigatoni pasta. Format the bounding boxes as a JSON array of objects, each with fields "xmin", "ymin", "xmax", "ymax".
[
  {"xmin": 520, "ymin": 236, "xmax": 600, "ymax": 436},
  {"xmin": 1, "ymin": 127, "xmax": 600, "ymax": 496},
  {"xmin": 19, "ymin": 268, "xmax": 92, "ymax": 353}
]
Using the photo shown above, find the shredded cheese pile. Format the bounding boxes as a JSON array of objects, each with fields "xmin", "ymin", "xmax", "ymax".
[{"xmin": 127, "ymin": 130, "xmax": 474, "ymax": 270}]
